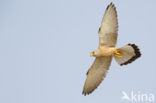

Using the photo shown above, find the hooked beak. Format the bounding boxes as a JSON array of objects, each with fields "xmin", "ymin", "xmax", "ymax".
[{"xmin": 90, "ymin": 52, "xmax": 94, "ymax": 56}]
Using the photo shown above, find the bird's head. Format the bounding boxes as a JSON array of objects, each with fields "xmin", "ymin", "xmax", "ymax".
[{"xmin": 90, "ymin": 50, "xmax": 101, "ymax": 57}]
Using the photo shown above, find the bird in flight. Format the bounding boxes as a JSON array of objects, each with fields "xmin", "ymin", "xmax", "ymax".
[{"xmin": 82, "ymin": 2, "xmax": 141, "ymax": 96}]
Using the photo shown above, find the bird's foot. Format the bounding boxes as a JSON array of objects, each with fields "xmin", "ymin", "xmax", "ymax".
[{"xmin": 114, "ymin": 51, "xmax": 122, "ymax": 57}]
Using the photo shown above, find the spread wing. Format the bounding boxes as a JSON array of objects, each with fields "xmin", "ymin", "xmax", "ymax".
[
  {"xmin": 99, "ymin": 3, "xmax": 118, "ymax": 47},
  {"xmin": 82, "ymin": 57, "xmax": 112, "ymax": 95}
]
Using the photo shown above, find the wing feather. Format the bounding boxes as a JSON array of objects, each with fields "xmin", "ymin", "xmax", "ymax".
[
  {"xmin": 99, "ymin": 3, "xmax": 118, "ymax": 47},
  {"xmin": 82, "ymin": 57, "xmax": 112, "ymax": 95}
]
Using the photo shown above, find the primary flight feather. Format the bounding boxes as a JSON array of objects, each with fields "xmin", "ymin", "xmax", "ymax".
[{"xmin": 82, "ymin": 2, "xmax": 141, "ymax": 96}]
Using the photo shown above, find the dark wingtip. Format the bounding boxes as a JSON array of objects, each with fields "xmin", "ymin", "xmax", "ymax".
[
  {"xmin": 82, "ymin": 90, "xmax": 89, "ymax": 96},
  {"xmin": 82, "ymin": 85, "xmax": 97, "ymax": 96},
  {"xmin": 106, "ymin": 2, "xmax": 115, "ymax": 10},
  {"xmin": 120, "ymin": 44, "xmax": 141, "ymax": 66},
  {"xmin": 82, "ymin": 92, "xmax": 86, "ymax": 96}
]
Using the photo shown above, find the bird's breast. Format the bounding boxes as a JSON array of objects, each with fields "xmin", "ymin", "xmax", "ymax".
[{"xmin": 99, "ymin": 47, "xmax": 116, "ymax": 56}]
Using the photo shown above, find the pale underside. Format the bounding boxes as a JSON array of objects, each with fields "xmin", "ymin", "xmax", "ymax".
[{"xmin": 83, "ymin": 3, "xmax": 118, "ymax": 95}]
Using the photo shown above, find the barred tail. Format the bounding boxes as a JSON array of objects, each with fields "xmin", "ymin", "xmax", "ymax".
[{"xmin": 114, "ymin": 44, "xmax": 141, "ymax": 66}]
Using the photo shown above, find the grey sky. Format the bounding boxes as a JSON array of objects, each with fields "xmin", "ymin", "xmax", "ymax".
[{"xmin": 0, "ymin": 0, "xmax": 156, "ymax": 103}]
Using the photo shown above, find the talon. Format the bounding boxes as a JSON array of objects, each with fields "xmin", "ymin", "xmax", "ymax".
[{"xmin": 114, "ymin": 52, "xmax": 122, "ymax": 57}]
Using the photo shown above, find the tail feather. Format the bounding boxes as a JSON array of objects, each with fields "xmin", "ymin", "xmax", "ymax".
[{"xmin": 114, "ymin": 44, "xmax": 141, "ymax": 66}]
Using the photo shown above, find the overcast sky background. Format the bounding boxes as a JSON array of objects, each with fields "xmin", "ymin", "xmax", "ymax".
[{"xmin": 0, "ymin": 0, "xmax": 156, "ymax": 103}]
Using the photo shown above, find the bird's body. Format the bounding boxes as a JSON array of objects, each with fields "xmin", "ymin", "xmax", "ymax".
[
  {"xmin": 82, "ymin": 2, "xmax": 141, "ymax": 96},
  {"xmin": 94, "ymin": 46, "xmax": 117, "ymax": 57}
]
